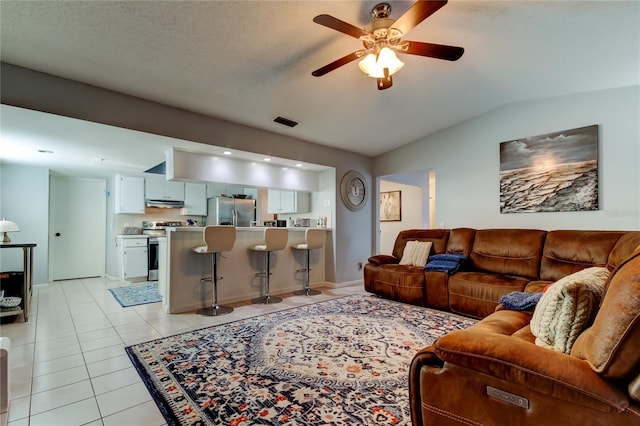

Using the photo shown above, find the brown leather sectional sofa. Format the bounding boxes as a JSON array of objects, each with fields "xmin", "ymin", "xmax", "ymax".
[
  {"xmin": 364, "ymin": 228, "xmax": 640, "ymax": 318},
  {"xmin": 365, "ymin": 228, "xmax": 640, "ymax": 425}
]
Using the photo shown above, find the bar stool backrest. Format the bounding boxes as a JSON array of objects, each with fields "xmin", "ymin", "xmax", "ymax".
[
  {"xmin": 263, "ymin": 228, "xmax": 288, "ymax": 251},
  {"xmin": 202, "ymin": 226, "xmax": 236, "ymax": 253},
  {"xmin": 305, "ymin": 229, "xmax": 326, "ymax": 250}
]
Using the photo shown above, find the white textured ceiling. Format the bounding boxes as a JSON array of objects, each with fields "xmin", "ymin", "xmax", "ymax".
[{"xmin": 1, "ymin": 1, "xmax": 639, "ymax": 174}]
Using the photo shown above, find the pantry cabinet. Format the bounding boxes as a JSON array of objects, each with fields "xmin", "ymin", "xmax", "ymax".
[{"xmin": 115, "ymin": 175, "xmax": 145, "ymax": 214}]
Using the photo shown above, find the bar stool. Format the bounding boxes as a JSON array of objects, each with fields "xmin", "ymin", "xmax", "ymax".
[
  {"xmin": 292, "ymin": 228, "xmax": 326, "ymax": 296},
  {"xmin": 192, "ymin": 226, "xmax": 236, "ymax": 316},
  {"xmin": 249, "ymin": 228, "xmax": 288, "ymax": 304}
]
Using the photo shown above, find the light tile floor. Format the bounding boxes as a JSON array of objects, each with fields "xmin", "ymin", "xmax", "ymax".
[{"xmin": 0, "ymin": 277, "xmax": 367, "ymax": 426}]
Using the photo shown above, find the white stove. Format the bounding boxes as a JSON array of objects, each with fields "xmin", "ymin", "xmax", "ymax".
[{"xmin": 142, "ymin": 221, "xmax": 182, "ymax": 280}]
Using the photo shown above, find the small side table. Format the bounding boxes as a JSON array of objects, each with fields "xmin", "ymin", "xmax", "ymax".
[{"xmin": 0, "ymin": 243, "xmax": 36, "ymax": 322}]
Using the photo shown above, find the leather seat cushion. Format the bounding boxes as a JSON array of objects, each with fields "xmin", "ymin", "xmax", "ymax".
[
  {"xmin": 367, "ymin": 264, "xmax": 426, "ymax": 306},
  {"xmin": 449, "ymin": 272, "xmax": 530, "ymax": 318}
]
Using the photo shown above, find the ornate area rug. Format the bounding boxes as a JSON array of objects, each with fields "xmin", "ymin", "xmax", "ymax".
[
  {"xmin": 108, "ymin": 282, "xmax": 162, "ymax": 307},
  {"xmin": 126, "ymin": 295, "xmax": 477, "ymax": 425}
]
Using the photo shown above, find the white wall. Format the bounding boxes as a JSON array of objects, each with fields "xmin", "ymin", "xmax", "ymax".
[
  {"xmin": 379, "ymin": 180, "xmax": 423, "ymax": 255},
  {"xmin": 0, "ymin": 165, "xmax": 50, "ymax": 285},
  {"xmin": 375, "ymin": 86, "xmax": 640, "ymax": 231}
]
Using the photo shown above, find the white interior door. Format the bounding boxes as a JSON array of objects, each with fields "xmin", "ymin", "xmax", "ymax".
[{"xmin": 51, "ymin": 176, "xmax": 106, "ymax": 280}]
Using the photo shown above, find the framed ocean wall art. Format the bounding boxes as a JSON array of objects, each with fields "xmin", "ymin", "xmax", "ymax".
[
  {"xmin": 380, "ymin": 190, "xmax": 402, "ymax": 221},
  {"xmin": 499, "ymin": 125, "xmax": 599, "ymax": 213}
]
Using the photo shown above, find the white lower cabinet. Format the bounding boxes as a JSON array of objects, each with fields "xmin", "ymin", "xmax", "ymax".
[{"xmin": 116, "ymin": 237, "xmax": 148, "ymax": 280}]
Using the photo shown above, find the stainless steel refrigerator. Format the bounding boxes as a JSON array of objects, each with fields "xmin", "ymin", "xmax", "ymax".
[{"xmin": 206, "ymin": 196, "xmax": 256, "ymax": 227}]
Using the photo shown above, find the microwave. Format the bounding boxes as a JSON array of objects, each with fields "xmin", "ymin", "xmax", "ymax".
[{"xmin": 294, "ymin": 218, "xmax": 312, "ymax": 227}]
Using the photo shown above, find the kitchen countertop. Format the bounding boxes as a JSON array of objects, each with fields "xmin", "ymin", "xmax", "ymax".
[
  {"xmin": 171, "ymin": 226, "xmax": 331, "ymax": 232},
  {"xmin": 116, "ymin": 234, "xmax": 149, "ymax": 238}
]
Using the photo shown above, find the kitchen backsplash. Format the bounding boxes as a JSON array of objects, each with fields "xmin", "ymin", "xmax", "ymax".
[{"xmin": 115, "ymin": 208, "xmax": 204, "ymax": 233}]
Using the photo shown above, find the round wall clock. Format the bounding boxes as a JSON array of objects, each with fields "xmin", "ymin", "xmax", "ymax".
[{"xmin": 340, "ymin": 170, "xmax": 367, "ymax": 211}]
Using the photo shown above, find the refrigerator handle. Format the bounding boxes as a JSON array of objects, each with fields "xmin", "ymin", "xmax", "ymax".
[{"xmin": 232, "ymin": 209, "xmax": 237, "ymax": 226}]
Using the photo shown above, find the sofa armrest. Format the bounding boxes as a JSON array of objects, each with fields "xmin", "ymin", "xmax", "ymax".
[
  {"xmin": 432, "ymin": 311, "xmax": 629, "ymax": 412},
  {"xmin": 367, "ymin": 254, "xmax": 399, "ymax": 265},
  {"xmin": 409, "ymin": 345, "xmax": 443, "ymax": 426}
]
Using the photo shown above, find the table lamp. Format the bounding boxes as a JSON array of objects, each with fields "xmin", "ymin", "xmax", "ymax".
[{"xmin": 0, "ymin": 219, "xmax": 19, "ymax": 243}]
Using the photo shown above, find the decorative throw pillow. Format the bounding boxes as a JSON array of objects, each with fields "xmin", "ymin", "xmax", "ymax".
[
  {"xmin": 530, "ymin": 266, "xmax": 610, "ymax": 354},
  {"xmin": 399, "ymin": 241, "xmax": 433, "ymax": 267}
]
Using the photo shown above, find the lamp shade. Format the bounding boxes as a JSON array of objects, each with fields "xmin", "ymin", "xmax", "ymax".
[
  {"xmin": 358, "ymin": 47, "xmax": 404, "ymax": 78},
  {"xmin": 0, "ymin": 218, "xmax": 19, "ymax": 243}
]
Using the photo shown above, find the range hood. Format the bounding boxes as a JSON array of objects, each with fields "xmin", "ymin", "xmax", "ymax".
[{"xmin": 145, "ymin": 199, "xmax": 185, "ymax": 208}]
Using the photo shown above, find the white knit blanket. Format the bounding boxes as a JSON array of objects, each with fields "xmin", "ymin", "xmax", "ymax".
[{"xmin": 530, "ymin": 267, "xmax": 609, "ymax": 354}]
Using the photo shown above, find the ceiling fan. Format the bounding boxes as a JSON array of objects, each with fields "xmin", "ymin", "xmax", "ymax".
[{"xmin": 311, "ymin": 0, "xmax": 464, "ymax": 90}]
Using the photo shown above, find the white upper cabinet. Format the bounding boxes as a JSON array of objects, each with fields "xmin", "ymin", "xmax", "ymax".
[
  {"xmin": 181, "ymin": 182, "xmax": 207, "ymax": 216},
  {"xmin": 267, "ymin": 189, "xmax": 310, "ymax": 214},
  {"xmin": 145, "ymin": 175, "xmax": 185, "ymax": 201},
  {"xmin": 115, "ymin": 175, "xmax": 145, "ymax": 214}
]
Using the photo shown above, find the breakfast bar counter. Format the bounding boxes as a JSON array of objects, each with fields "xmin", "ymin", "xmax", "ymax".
[{"xmin": 160, "ymin": 227, "xmax": 331, "ymax": 314}]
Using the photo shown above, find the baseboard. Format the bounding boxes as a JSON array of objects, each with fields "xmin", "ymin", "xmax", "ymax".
[{"xmin": 324, "ymin": 279, "xmax": 364, "ymax": 289}]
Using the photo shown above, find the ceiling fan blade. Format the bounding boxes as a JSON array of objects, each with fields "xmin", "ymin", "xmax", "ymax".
[
  {"xmin": 392, "ymin": 0, "xmax": 448, "ymax": 36},
  {"xmin": 402, "ymin": 41, "xmax": 464, "ymax": 61},
  {"xmin": 313, "ymin": 14, "xmax": 367, "ymax": 39},
  {"xmin": 312, "ymin": 51, "xmax": 361, "ymax": 77}
]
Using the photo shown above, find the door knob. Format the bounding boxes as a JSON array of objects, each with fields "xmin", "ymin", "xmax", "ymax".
[{"xmin": 55, "ymin": 232, "xmax": 61, "ymax": 237}]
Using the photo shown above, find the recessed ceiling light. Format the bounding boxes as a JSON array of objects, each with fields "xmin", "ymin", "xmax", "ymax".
[
  {"xmin": 223, "ymin": 151, "xmax": 232, "ymax": 155},
  {"xmin": 296, "ymin": 163, "xmax": 303, "ymax": 168},
  {"xmin": 282, "ymin": 167, "xmax": 288, "ymax": 171},
  {"xmin": 264, "ymin": 158, "xmax": 271, "ymax": 162},
  {"xmin": 37, "ymin": 149, "xmax": 54, "ymax": 154}
]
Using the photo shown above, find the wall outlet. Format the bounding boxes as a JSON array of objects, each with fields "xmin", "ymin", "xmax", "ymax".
[{"xmin": 357, "ymin": 261, "xmax": 363, "ymax": 270}]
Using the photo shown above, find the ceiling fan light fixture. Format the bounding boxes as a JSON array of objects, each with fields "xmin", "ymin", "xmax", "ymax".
[{"xmin": 358, "ymin": 47, "xmax": 404, "ymax": 78}]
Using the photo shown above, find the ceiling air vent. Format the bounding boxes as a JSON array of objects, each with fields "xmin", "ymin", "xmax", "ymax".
[{"xmin": 273, "ymin": 116, "xmax": 299, "ymax": 128}]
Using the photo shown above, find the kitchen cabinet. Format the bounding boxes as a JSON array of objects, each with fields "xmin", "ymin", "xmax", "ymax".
[
  {"xmin": 207, "ymin": 183, "xmax": 256, "ymax": 199},
  {"xmin": 116, "ymin": 236, "xmax": 148, "ymax": 280},
  {"xmin": 267, "ymin": 189, "xmax": 310, "ymax": 214},
  {"xmin": 145, "ymin": 175, "xmax": 185, "ymax": 201},
  {"xmin": 181, "ymin": 182, "xmax": 207, "ymax": 216},
  {"xmin": 115, "ymin": 175, "xmax": 145, "ymax": 214}
]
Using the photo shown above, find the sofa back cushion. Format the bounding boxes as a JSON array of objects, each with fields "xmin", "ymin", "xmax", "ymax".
[
  {"xmin": 607, "ymin": 231, "xmax": 640, "ymax": 269},
  {"xmin": 446, "ymin": 228, "xmax": 476, "ymax": 256},
  {"xmin": 570, "ymin": 246, "xmax": 640, "ymax": 380},
  {"xmin": 392, "ymin": 229, "xmax": 449, "ymax": 260},
  {"xmin": 540, "ymin": 230, "xmax": 627, "ymax": 282},
  {"xmin": 470, "ymin": 229, "xmax": 547, "ymax": 280}
]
